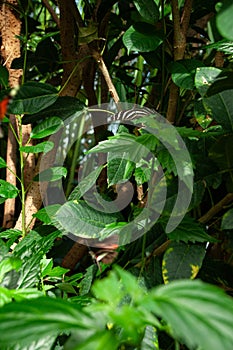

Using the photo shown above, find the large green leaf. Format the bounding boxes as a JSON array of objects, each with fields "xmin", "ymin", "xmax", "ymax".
[
  {"xmin": 20, "ymin": 141, "xmax": 54, "ymax": 154},
  {"xmin": 146, "ymin": 280, "xmax": 233, "ymax": 350},
  {"xmin": 216, "ymin": 0, "xmax": 233, "ymax": 40},
  {"xmin": 171, "ymin": 59, "xmax": 205, "ymax": 90},
  {"xmin": 8, "ymin": 82, "xmax": 58, "ymax": 115},
  {"xmin": 54, "ymin": 200, "xmax": 122, "ymax": 239},
  {"xmin": 0, "ymin": 297, "xmax": 93, "ymax": 346},
  {"xmin": 203, "ymin": 90, "xmax": 233, "ymax": 131},
  {"xmin": 31, "ymin": 117, "xmax": 64, "ymax": 139},
  {"xmin": 22, "ymin": 96, "xmax": 85, "ymax": 124},
  {"xmin": 87, "ymin": 133, "xmax": 151, "ymax": 163},
  {"xmin": 162, "ymin": 241, "xmax": 206, "ymax": 283},
  {"xmin": 123, "ymin": 23, "xmax": 163, "ymax": 54},
  {"xmin": 133, "ymin": 0, "xmax": 159, "ymax": 24}
]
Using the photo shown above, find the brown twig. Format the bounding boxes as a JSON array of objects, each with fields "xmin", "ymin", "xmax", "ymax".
[
  {"xmin": 198, "ymin": 193, "xmax": 233, "ymax": 225},
  {"xmin": 92, "ymin": 51, "xmax": 120, "ymax": 104}
]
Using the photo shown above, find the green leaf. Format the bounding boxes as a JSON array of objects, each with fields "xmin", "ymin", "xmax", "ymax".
[
  {"xmin": 195, "ymin": 67, "xmax": 221, "ymax": 97},
  {"xmin": 0, "ymin": 65, "xmax": 9, "ymax": 88},
  {"xmin": 31, "ymin": 117, "xmax": 64, "ymax": 139},
  {"xmin": 216, "ymin": 0, "xmax": 233, "ymax": 40},
  {"xmin": 32, "ymin": 204, "xmax": 61, "ymax": 224},
  {"xmin": 123, "ymin": 23, "xmax": 163, "ymax": 54},
  {"xmin": 87, "ymin": 133, "xmax": 150, "ymax": 163},
  {"xmin": 54, "ymin": 200, "xmax": 122, "ymax": 239},
  {"xmin": 208, "ymin": 71, "xmax": 233, "ymax": 96},
  {"xmin": 134, "ymin": 160, "xmax": 152, "ymax": 185},
  {"xmin": 20, "ymin": 141, "xmax": 54, "ymax": 154},
  {"xmin": 221, "ymin": 208, "xmax": 233, "ymax": 230},
  {"xmin": 0, "ymin": 297, "xmax": 93, "ymax": 346},
  {"xmin": 203, "ymin": 90, "xmax": 233, "ymax": 131},
  {"xmin": 8, "ymin": 82, "xmax": 58, "ymax": 115},
  {"xmin": 146, "ymin": 280, "xmax": 233, "ymax": 350},
  {"xmin": 162, "ymin": 242, "xmax": 206, "ymax": 284},
  {"xmin": 0, "ymin": 156, "xmax": 7, "ymax": 168},
  {"xmin": 133, "ymin": 0, "xmax": 159, "ymax": 24},
  {"xmin": 0, "ymin": 180, "xmax": 19, "ymax": 202},
  {"xmin": 166, "ymin": 215, "xmax": 217, "ymax": 243},
  {"xmin": 34, "ymin": 167, "xmax": 67, "ymax": 182},
  {"xmin": 79, "ymin": 265, "xmax": 97, "ymax": 296},
  {"xmin": 0, "ymin": 257, "xmax": 22, "ymax": 283},
  {"xmin": 22, "ymin": 96, "xmax": 85, "ymax": 124},
  {"xmin": 171, "ymin": 59, "xmax": 205, "ymax": 90},
  {"xmin": 107, "ymin": 155, "xmax": 135, "ymax": 186},
  {"xmin": 68, "ymin": 165, "xmax": 104, "ymax": 200},
  {"xmin": 141, "ymin": 326, "xmax": 158, "ymax": 350}
]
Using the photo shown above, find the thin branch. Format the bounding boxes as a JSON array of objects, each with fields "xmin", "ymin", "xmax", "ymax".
[
  {"xmin": 181, "ymin": 0, "xmax": 193, "ymax": 36},
  {"xmin": 92, "ymin": 51, "xmax": 120, "ymax": 105},
  {"xmin": 198, "ymin": 193, "xmax": 233, "ymax": 225},
  {"xmin": 42, "ymin": 0, "xmax": 60, "ymax": 28}
]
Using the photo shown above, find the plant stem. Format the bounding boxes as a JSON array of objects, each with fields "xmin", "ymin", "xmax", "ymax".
[
  {"xmin": 17, "ymin": 116, "xmax": 26, "ymax": 237},
  {"xmin": 65, "ymin": 114, "xmax": 85, "ymax": 197}
]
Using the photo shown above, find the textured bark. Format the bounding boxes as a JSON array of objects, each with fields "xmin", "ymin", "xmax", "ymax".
[
  {"xmin": 58, "ymin": 0, "xmax": 82, "ymax": 96},
  {"xmin": 166, "ymin": 0, "xmax": 193, "ymax": 123},
  {"xmin": 0, "ymin": 0, "xmax": 22, "ymax": 227}
]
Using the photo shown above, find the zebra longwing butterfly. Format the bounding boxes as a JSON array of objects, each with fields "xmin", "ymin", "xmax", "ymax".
[{"xmin": 113, "ymin": 106, "xmax": 156, "ymax": 121}]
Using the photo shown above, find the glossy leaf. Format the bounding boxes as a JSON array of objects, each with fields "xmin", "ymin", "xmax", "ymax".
[
  {"xmin": 123, "ymin": 23, "xmax": 163, "ymax": 54},
  {"xmin": 8, "ymin": 82, "xmax": 58, "ymax": 115},
  {"xmin": 133, "ymin": 0, "xmax": 159, "ymax": 24},
  {"xmin": 0, "ymin": 180, "xmax": 19, "ymax": 202},
  {"xmin": 20, "ymin": 141, "xmax": 54, "ymax": 154},
  {"xmin": 31, "ymin": 117, "xmax": 64, "ymax": 139},
  {"xmin": 216, "ymin": 0, "xmax": 233, "ymax": 40},
  {"xmin": 0, "ymin": 156, "xmax": 7, "ymax": 168},
  {"xmin": 54, "ymin": 200, "xmax": 122, "ymax": 239},
  {"xmin": 221, "ymin": 208, "xmax": 233, "ymax": 230},
  {"xmin": 22, "ymin": 96, "xmax": 85, "ymax": 124},
  {"xmin": 171, "ymin": 59, "xmax": 205, "ymax": 90},
  {"xmin": 34, "ymin": 167, "xmax": 67, "ymax": 182},
  {"xmin": 162, "ymin": 241, "xmax": 206, "ymax": 283},
  {"xmin": 195, "ymin": 67, "xmax": 221, "ymax": 97}
]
